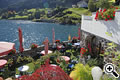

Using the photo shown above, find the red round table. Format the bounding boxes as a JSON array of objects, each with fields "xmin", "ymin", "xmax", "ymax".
[
  {"xmin": 40, "ymin": 50, "xmax": 52, "ymax": 56},
  {"xmin": 0, "ymin": 59, "xmax": 7, "ymax": 68}
]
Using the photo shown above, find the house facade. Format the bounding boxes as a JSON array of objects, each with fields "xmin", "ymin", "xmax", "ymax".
[
  {"xmin": 77, "ymin": 0, "xmax": 88, "ymax": 8},
  {"xmin": 81, "ymin": 11, "xmax": 120, "ymax": 49}
]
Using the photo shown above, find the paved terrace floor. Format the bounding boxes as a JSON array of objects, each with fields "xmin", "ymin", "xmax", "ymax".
[{"xmin": 81, "ymin": 12, "xmax": 120, "ymax": 45}]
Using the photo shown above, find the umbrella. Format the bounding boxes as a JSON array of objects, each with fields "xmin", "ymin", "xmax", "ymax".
[
  {"xmin": 44, "ymin": 38, "xmax": 49, "ymax": 65},
  {"xmin": 52, "ymin": 28, "xmax": 55, "ymax": 44},
  {"xmin": 0, "ymin": 59, "xmax": 7, "ymax": 68},
  {"xmin": 68, "ymin": 34, "xmax": 71, "ymax": 41},
  {"xmin": 0, "ymin": 42, "xmax": 15, "ymax": 56},
  {"xmin": 44, "ymin": 38, "xmax": 49, "ymax": 55},
  {"xmin": 78, "ymin": 27, "xmax": 81, "ymax": 40},
  {"xmin": 18, "ymin": 27, "xmax": 24, "ymax": 52}
]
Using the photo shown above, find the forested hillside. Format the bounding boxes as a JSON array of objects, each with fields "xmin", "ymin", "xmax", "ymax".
[{"xmin": 0, "ymin": 0, "xmax": 81, "ymax": 11}]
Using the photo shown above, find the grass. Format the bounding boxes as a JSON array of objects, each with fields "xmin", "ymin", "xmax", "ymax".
[
  {"xmin": 66, "ymin": 49, "xmax": 75, "ymax": 53},
  {"xmin": 64, "ymin": 8, "xmax": 92, "ymax": 16},
  {"xmin": 16, "ymin": 62, "xmax": 35, "ymax": 75},
  {"xmin": 27, "ymin": 8, "xmax": 48, "ymax": 14},
  {"xmin": 64, "ymin": 13, "xmax": 81, "ymax": 18},
  {"xmin": 27, "ymin": 9, "xmax": 36, "ymax": 12}
]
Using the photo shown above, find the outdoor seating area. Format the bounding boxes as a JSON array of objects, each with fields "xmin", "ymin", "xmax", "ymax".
[
  {"xmin": 0, "ymin": 26, "xmax": 119, "ymax": 80},
  {"xmin": 0, "ymin": 10, "xmax": 120, "ymax": 80}
]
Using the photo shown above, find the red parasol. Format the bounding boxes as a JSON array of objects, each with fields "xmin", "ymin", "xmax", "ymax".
[
  {"xmin": 0, "ymin": 42, "xmax": 15, "ymax": 56},
  {"xmin": 18, "ymin": 27, "xmax": 24, "ymax": 52},
  {"xmin": 52, "ymin": 28, "xmax": 55, "ymax": 44},
  {"xmin": 44, "ymin": 38, "xmax": 49, "ymax": 65},
  {"xmin": 44, "ymin": 38, "xmax": 49, "ymax": 55},
  {"xmin": 78, "ymin": 27, "xmax": 81, "ymax": 40}
]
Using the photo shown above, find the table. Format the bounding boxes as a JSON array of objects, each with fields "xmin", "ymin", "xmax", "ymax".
[
  {"xmin": 18, "ymin": 65, "xmax": 29, "ymax": 75},
  {"xmin": 58, "ymin": 56, "xmax": 70, "ymax": 63},
  {"xmin": 0, "ymin": 59, "xmax": 7, "ymax": 68},
  {"xmin": 74, "ymin": 43, "xmax": 80, "ymax": 46},
  {"xmin": 40, "ymin": 50, "xmax": 52, "ymax": 55}
]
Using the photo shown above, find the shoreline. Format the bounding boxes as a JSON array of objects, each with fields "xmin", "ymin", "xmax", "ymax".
[{"xmin": 0, "ymin": 19, "xmax": 79, "ymax": 25}]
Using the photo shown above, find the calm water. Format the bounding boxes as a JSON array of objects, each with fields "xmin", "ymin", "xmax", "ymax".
[{"xmin": 0, "ymin": 20, "xmax": 79, "ymax": 50}]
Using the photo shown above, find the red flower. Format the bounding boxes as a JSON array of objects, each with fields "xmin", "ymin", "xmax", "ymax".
[
  {"xmin": 80, "ymin": 48, "xmax": 86, "ymax": 55},
  {"xmin": 31, "ymin": 43, "xmax": 38, "ymax": 49},
  {"xmin": 109, "ymin": 18, "xmax": 112, "ymax": 20},
  {"xmin": 113, "ymin": 15, "xmax": 115, "ymax": 16},
  {"xmin": 116, "ymin": 7, "xmax": 118, "ymax": 9},
  {"xmin": 105, "ymin": 19, "xmax": 108, "ymax": 21},
  {"xmin": 110, "ymin": 6, "xmax": 114, "ymax": 8},
  {"xmin": 102, "ymin": 16, "xmax": 104, "ymax": 18},
  {"xmin": 101, "ymin": 13, "xmax": 103, "ymax": 15},
  {"xmin": 113, "ymin": 11, "xmax": 115, "ymax": 14},
  {"xmin": 103, "ymin": 9, "xmax": 106, "ymax": 12},
  {"xmin": 107, "ymin": 15, "xmax": 110, "ymax": 18},
  {"xmin": 100, "ymin": 9, "xmax": 102, "ymax": 12}
]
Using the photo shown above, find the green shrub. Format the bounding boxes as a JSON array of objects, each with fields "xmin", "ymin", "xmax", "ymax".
[
  {"xmin": 87, "ymin": 58, "xmax": 98, "ymax": 67},
  {"xmin": 97, "ymin": 0, "xmax": 111, "ymax": 9},
  {"xmin": 34, "ymin": 51, "xmax": 61, "ymax": 70},
  {"xmin": 88, "ymin": 0, "xmax": 96, "ymax": 12},
  {"xmin": 70, "ymin": 63, "xmax": 93, "ymax": 80}
]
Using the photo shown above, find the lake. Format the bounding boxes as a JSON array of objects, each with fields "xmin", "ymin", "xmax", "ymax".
[{"xmin": 0, "ymin": 20, "xmax": 79, "ymax": 50}]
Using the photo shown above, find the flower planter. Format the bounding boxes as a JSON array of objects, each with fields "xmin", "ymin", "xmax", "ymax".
[{"xmin": 95, "ymin": 8, "xmax": 115, "ymax": 21}]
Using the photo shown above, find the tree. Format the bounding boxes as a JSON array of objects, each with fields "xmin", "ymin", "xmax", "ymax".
[
  {"xmin": 97, "ymin": 0, "xmax": 111, "ymax": 9},
  {"xmin": 33, "ymin": 9, "xmax": 41, "ymax": 19},
  {"xmin": 88, "ymin": 0, "xmax": 96, "ymax": 12}
]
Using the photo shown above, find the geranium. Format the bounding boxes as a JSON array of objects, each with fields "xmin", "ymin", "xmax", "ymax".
[
  {"xmin": 95, "ymin": 8, "xmax": 115, "ymax": 21},
  {"xmin": 103, "ymin": 9, "xmax": 107, "ymax": 12},
  {"xmin": 109, "ymin": 18, "xmax": 112, "ymax": 20},
  {"xmin": 11, "ymin": 49, "xmax": 16, "ymax": 54},
  {"xmin": 31, "ymin": 43, "xmax": 38, "ymax": 49},
  {"xmin": 55, "ymin": 40, "xmax": 60, "ymax": 43},
  {"xmin": 80, "ymin": 48, "xmax": 87, "ymax": 55},
  {"xmin": 105, "ymin": 19, "xmax": 108, "ymax": 21},
  {"xmin": 107, "ymin": 15, "xmax": 110, "ymax": 18}
]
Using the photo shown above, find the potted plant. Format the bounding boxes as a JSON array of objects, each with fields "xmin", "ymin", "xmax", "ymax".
[
  {"xmin": 31, "ymin": 43, "xmax": 38, "ymax": 49},
  {"xmin": 95, "ymin": 8, "xmax": 115, "ymax": 21}
]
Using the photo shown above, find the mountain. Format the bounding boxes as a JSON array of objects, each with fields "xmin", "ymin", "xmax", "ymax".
[
  {"xmin": 0, "ymin": 0, "xmax": 26, "ymax": 8},
  {"xmin": 0, "ymin": 0, "xmax": 80, "ymax": 11}
]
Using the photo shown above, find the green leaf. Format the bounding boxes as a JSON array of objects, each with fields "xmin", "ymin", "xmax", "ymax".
[
  {"xmin": 100, "ymin": 54, "xmax": 104, "ymax": 56},
  {"xmin": 105, "ymin": 32, "xmax": 112, "ymax": 36},
  {"xmin": 105, "ymin": 52, "xmax": 109, "ymax": 55},
  {"xmin": 107, "ymin": 43, "xmax": 113, "ymax": 46}
]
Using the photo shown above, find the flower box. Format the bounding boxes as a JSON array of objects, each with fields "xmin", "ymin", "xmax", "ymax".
[
  {"xmin": 95, "ymin": 8, "xmax": 115, "ymax": 21},
  {"xmin": 31, "ymin": 43, "xmax": 38, "ymax": 49}
]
